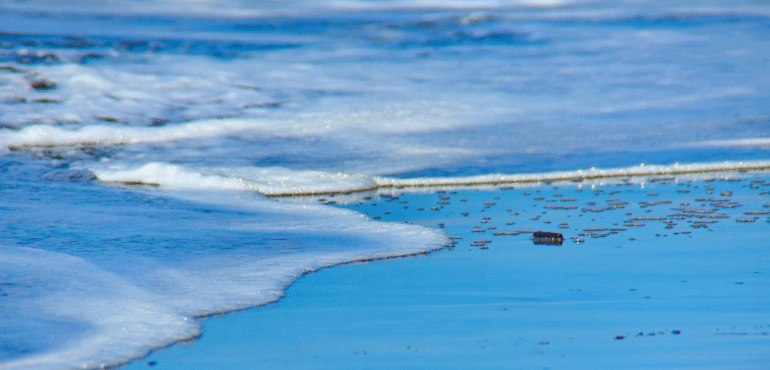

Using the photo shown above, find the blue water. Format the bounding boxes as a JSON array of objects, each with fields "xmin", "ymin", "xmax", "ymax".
[
  {"xmin": 124, "ymin": 179, "xmax": 770, "ymax": 370},
  {"xmin": 1, "ymin": 1, "xmax": 770, "ymax": 369}
]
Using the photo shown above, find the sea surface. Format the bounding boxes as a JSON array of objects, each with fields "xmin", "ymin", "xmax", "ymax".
[{"xmin": 1, "ymin": 1, "xmax": 769, "ymax": 369}]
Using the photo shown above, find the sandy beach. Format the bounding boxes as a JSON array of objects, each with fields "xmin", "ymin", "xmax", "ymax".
[
  {"xmin": 122, "ymin": 172, "xmax": 770, "ymax": 369},
  {"xmin": 3, "ymin": 2, "xmax": 770, "ymax": 369}
]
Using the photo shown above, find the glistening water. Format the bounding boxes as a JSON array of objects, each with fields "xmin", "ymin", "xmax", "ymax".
[{"xmin": 1, "ymin": 1, "xmax": 769, "ymax": 369}]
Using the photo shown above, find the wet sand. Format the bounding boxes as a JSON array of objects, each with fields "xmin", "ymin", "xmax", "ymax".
[{"xmin": 121, "ymin": 173, "xmax": 770, "ymax": 369}]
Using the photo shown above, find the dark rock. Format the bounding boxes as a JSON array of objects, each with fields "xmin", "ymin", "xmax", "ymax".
[{"xmin": 532, "ymin": 231, "xmax": 564, "ymax": 245}]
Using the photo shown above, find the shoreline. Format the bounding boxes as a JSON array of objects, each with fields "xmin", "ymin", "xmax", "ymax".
[
  {"xmin": 120, "ymin": 171, "xmax": 770, "ymax": 370},
  {"xmin": 105, "ymin": 250, "xmax": 447, "ymax": 370}
]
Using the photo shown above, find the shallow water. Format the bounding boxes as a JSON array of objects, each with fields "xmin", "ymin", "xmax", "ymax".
[
  {"xmin": 1, "ymin": 1, "xmax": 770, "ymax": 369},
  {"xmin": 125, "ymin": 174, "xmax": 770, "ymax": 369}
]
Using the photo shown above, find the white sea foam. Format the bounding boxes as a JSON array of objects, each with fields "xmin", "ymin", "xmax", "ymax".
[
  {"xmin": 2, "ymin": 0, "xmax": 769, "ymax": 176},
  {"xmin": 374, "ymin": 160, "xmax": 770, "ymax": 188},
  {"xmin": 0, "ymin": 247, "xmax": 199, "ymax": 370},
  {"xmin": 3, "ymin": 1, "xmax": 770, "ymax": 369},
  {"xmin": 88, "ymin": 160, "xmax": 770, "ymax": 197},
  {"xmin": 4, "ymin": 157, "xmax": 768, "ymax": 370},
  {"xmin": 89, "ymin": 162, "xmax": 379, "ymax": 195},
  {"xmin": 0, "ymin": 190, "xmax": 447, "ymax": 370}
]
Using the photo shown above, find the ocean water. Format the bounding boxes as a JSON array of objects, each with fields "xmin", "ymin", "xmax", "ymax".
[
  {"xmin": 1, "ymin": 1, "xmax": 769, "ymax": 369},
  {"xmin": 124, "ymin": 176, "xmax": 770, "ymax": 370}
]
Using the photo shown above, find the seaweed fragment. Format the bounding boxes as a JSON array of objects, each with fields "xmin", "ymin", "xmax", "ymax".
[{"xmin": 30, "ymin": 79, "xmax": 57, "ymax": 90}]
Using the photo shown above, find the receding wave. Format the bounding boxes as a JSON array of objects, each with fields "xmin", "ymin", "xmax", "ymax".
[
  {"xmin": 90, "ymin": 162, "xmax": 379, "ymax": 196},
  {"xmin": 89, "ymin": 160, "xmax": 770, "ymax": 197},
  {"xmin": 0, "ymin": 188, "xmax": 448, "ymax": 370}
]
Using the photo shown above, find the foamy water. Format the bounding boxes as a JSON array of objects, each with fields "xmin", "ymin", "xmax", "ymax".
[{"xmin": 1, "ymin": 1, "xmax": 770, "ymax": 369}]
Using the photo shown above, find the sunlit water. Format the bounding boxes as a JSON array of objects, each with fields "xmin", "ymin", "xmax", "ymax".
[{"xmin": 1, "ymin": 1, "xmax": 769, "ymax": 369}]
